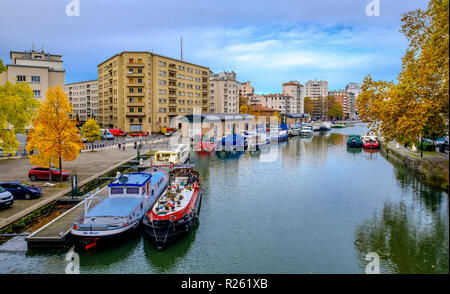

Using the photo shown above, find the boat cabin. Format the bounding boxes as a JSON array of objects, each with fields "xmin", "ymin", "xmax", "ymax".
[{"xmin": 108, "ymin": 171, "xmax": 167, "ymax": 198}]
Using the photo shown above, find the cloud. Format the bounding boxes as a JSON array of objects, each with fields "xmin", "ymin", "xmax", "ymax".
[{"xmin": 0, "ymin": 0, "xmax": 429, "ymax": 92}]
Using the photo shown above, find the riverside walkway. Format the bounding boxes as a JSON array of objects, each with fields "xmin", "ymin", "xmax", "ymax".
[{"xmin": 0, "ymin": 136, "xmax": 169, "ymax": 230}]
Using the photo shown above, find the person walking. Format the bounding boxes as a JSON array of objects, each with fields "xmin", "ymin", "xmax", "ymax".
[{"xmin": 118, "ymin": 143, "xmax": 121, "ymax": 150}]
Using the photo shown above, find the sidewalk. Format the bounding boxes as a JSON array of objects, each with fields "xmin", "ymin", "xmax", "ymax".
[{"xmin": 0, "ymin": 137, "xmax": 168, "ymax": 230}]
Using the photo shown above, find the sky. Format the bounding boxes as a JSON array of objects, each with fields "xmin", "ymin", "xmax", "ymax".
[{"xmin": 0, "ymin": 0, "xmax": 429, "ymax": 93}]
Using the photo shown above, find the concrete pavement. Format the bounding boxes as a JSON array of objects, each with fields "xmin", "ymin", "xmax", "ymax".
[{"xmin": 0, "ymin": 137, "xmax": 169, "ymax": 230}]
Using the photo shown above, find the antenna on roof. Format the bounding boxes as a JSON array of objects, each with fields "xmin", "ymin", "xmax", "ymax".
[
  {"xmin": 32, "ymin": 43, "xmax": 36, "ymax": 52},
  {"xmin": 41, "ymin": 44, "xmax": 45, "ymax": 52},
  {"xmin": 180, "ymin": 37, "xmax": 184, "ymax": 61}
]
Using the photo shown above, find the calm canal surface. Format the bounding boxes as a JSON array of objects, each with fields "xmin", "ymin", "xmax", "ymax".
[{"xmin": 0, "ymin": 123, "xmax": 448, "ymax": 274}]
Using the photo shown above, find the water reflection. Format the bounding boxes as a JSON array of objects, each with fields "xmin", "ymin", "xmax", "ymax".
[
  {"xmin": 354, "ymin": 201, "xmax": 449, "ymax": 273},
  {"xmin": 354, "ymin": 159, "xmax": 449, "ymax": 273},
  {"xmin": 143, "ymin": 228, "xmax": 197, "ymax": 273}
]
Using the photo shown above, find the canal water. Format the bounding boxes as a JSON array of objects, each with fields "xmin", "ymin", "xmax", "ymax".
[{"xmin": 0, "ymin": 123, "xmax": 448, "ymax": 274}]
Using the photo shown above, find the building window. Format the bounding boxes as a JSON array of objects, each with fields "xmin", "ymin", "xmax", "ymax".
[
  {"xmin": 31, "ymin": 76, "xmax": 40, "ymax": 83},
  {"xmin": 33, "ymin": 90, "xmax": 41, "ymax": 98},
  {"xmin": 16, "ymin": 75, "xmax": 26, "ymax": 82}
]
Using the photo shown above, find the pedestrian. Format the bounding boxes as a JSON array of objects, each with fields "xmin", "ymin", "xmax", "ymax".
[
  {"xmin": 134, "ymin": 141, "xmax": 137, "ymax": 149},
  {"xmin": 118, "ymin": 143, "xmax": 121, "ymax": 150},
  {"xmin": 123, "ymin": 144, "xmax": 125, "ymax": 151}
]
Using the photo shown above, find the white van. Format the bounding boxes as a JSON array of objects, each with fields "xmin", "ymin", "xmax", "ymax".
[
  {"xmin": 0, "ymin": 186, "xmax": 14, "ymax": 209},
  {"xmin": 100, "ymin": 129, "xmax": 114, "ymax": 140}
]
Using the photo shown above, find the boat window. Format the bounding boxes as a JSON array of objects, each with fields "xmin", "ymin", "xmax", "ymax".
[
  {"xmin": 126, "ymin": 187, "xmax": 139, "ymax": 194},
  {"xmin": 152, "ymin": 189, "xmax": 154, "ymax": 196},
  {"xmin": 111, "ymin": 188, "xmax": 123, "ymax": 194}
]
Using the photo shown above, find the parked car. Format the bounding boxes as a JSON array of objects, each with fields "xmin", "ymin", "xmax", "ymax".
[
  {"xmin": 435, "ymin": 137, "xmax": 449, "ymax": 146},
  {"xmin": 128, "ymin": 131, "xmax": 149, "ymax": 137},
  {"xmin": 28, "ymin": 166, "xmax": 71, "ymax": 181},
  {"xmin": 0, "ymin": 186, "xmax": 14, "ymax": 208},
  {"xmin": 0, "ymin": 182, "xmax": 42, "ymax": 200},
  {"xmin": 100, "ymin": 129, "xmax": 114, "ymax": 140},
  {"xmin": 109, "ymin": 129, "xmax": 126, "ymax": 136}
]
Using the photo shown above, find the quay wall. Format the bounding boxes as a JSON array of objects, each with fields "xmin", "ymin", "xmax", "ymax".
[{"xmin": 379, "ymin": 139, "xmax": 449, "ymax": 192}]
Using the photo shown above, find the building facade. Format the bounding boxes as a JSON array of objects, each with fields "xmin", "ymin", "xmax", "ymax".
[
  {"xmin": 305, "ymin": 80, "xmax": 328, "ymax": 120},
  {"xmin": 260, "ymin": 93, "xmax": 294, "ymax": 113},
  {"xmin": 97, "ymin": 51, "xmax": 210, "ymax": 133},
  {"xmin": 345, "ymin": 83, "xmax": 362, "ymax": 119},
  {"xmin": 239, "ymin": 81, "xmax": 255, "ymax": 105},
  {"xmin": 328, "ymin": 90, "xmax": 351, "ymax": 119},
  {"xmin": 64, "ymin": 80, "xmax": 98, "ymax": 123},
  {"xmin": 0, "ymin": 48, "xmax": 65, "ymax": 101},
  {"xmin": 282, "ymin": 81, "xmax": 305, "ymax": 113},
  {"xmin": 210, "ymin": 71, "xmax": 239, "ymax": 114}
]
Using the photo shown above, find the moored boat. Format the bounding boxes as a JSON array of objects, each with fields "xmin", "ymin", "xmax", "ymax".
[
  {"xmin": 347, "ymin": 135, "xmax": 363, "ymax": 148},
  {"xmin": 143, "ymin": 164, "xmax": 202, "ymax": 249},
  {"xmin": 361, "ymin": 132, "xmax": 380, "ymax": 149},
  {"xmin": 243, "ymin": 131, "xmax": 270, "ymax": 151},
  {"xmin": 152, "ymin": 144, "xmax": 190, "ymax": 168},
  {"xmin": 216, "ymin": 134, "xmax": 247, "ymax": 152},
  {"xmin": 71, "ymin": 167, "xmax": 170, "ymax": 250},
  {"xmin": 299, "ymin": 125, "xmax": 314, "ymax": 136},
  {"xmin": 269, "ymin": 127, "xmax": 289, "ymax": 141}
]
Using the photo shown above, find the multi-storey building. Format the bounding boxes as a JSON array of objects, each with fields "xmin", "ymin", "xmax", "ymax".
[
  {"xmin": 305, "ymin": 80, "xmax": 328, "ymax": 120},
  {"xmin": 210, "ymin": 71, "xmax": 239, "ymax": 114},
  {"xmin": 328, "ymin": 90, "xmax": 351, "ymax": 119},
  {"xmin": 282, "ymin": 81, "xmax": 305, "ymax": 113},
  {"xmin": 260, "ymin": 93, "xmax": 293, "ymax": 113},
  {"xmin": 65, "ymin": 80, "xmax": 98, "ymax": 123},
  {"xmin": 250, "ymin": 94, "xmax": 264, "ymax": 106},
  {"xmin": 97, "ymin": 51, "xmax": 210, "ymax": 133},
  {"xmin": 345, "ymin": 83, "xmax": 362, "ymax": 119},
  {"xmin": 0, "ymin": 48, "xmax": 65, "ymax": 101},
  {"xmin": 239, "ymin": 81, "xmax": 255, "ymax": 104}
]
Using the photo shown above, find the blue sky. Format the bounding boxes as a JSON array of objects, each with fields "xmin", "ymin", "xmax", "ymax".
[{"xmin": 0, "ymin": 0, "xmax": 429, "ymax": 93}]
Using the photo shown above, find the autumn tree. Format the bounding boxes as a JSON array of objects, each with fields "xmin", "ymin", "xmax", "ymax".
[
  {"xmin": 239, "ymin": 93, "xmax": 249, "ymax": 108},
  {"xmin": 0, "ymin": 60, "xmax": 39, "ymax": 154},
  {"xmin": 304, "ymin": 97, "xmax": 314, "ymax": 114},
  {"xmin": 81, "ymin": 118, "xmax": 101, "ymax": 151},
  {"xmin": 328, "ymin": 103, "xmax": 344, "ymax": 120},
  {"xmin": 26, "ymin": 86, "xmax": 83, "ymax": 183},
  {"xmin": 357, "ymin": 0, "xmax": 449, "ymax": 144}
]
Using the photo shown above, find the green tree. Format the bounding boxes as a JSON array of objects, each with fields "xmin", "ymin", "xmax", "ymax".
[
  {"xmin": 328, "ymin": 103, "xmax": 344, "ymax": 120},
  {"xmin": 0, "ymin": 60, "xmax": 40, "ymax": 154},
  {"xmin": 81, "ymin": 118, "xmax": 101, "ymax": 151}
]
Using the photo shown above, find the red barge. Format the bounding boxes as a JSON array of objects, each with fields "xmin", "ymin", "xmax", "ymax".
[{"xmin": 143, "ymin": 164, "xmax": 202, "ymax": 249}]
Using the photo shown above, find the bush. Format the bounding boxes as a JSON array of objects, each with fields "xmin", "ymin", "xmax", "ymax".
[{"xmin": 417, "ymin": 142, "xmax": 436, "ymax": 151}]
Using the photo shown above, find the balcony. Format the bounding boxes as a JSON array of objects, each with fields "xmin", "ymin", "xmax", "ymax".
[
  {"xmin": 169, "ymin": 99, "xmax": 177, "ymax": 106},
  {"xmin": 127, "ymin": 81, "xmax": 145, "ymax": 87},
  {"xmin": 126, "ymin": 102, "xmax": 145, "ymax": 107},
  {"xmin": 126, "ymin": 71, "xmax": 145, "ymax": 78},
  {"xmin": 126, "ymin": 62, "xmax": 145, "ymax": 67},
  {"xmin": 125, "ymin": 112, "xmax": 146, "ymax": 117},
  {"xmin": 127, "ymin": 92, "xmax": 145, "ymax": 97}
]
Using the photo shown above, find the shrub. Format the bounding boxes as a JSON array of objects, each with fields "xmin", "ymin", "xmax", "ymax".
[{"xmin": 417, "ymin": 142, "xmax": 436, "ymax": 151}]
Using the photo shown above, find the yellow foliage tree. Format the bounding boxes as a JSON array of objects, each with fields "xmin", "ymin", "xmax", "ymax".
[
  {"xmin": 304, "ymin": 97, "xmax": 313, "ymax": 114},
  {"xmin": 239, "ymin": 105, "xmax": 249, "ymax": 114},
  {"xmin": 0, "ymin": 60, "xmax": 39, "ymax": 154},
  {"xmin": 26, "ymin": 86, "xmax": 84, "ymax": 182},
  {"xmin": 81, "ymin": 118, "xmax": 101, "ymax": 151},
  {"xmin": 357, "ymin": 0, "xmax": 448, "ymax": 144}
]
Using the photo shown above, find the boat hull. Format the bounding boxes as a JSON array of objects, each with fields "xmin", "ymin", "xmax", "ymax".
[
  {"xmin": 143, "ymin": 188, "xmax": 202, "ymax": 249},
  {"xmin": 363, "ymin": 142, "xmax": 380, "ymax": 149},
  {"xmin": 71, "ymin": 220, "xmax": 141, "ymax": 250}
]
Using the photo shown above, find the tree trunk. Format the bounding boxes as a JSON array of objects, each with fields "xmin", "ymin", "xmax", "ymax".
[
  {"xmin": 92, "ymin": 141, "xmax": 94, "ymax": 152},
  {"xmin": 49, "ymin": 159, "xmax": 52, "ymax": 182},
  {"xmin": 59, "ymin": 156, "xmax": 62, "ymax": 184}
]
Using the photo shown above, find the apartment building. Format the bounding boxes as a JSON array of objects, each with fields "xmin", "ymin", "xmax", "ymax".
[
  {"xmin": 345, "ymin": 82, "xmax": 362, "ymax": 119},
  {"xmin": 0, "ymin": 48, "xmax": 65, "ymax": 101},
  {"xmin": 282, "ymin": 81, "xmax": 305, "ymax": 113},
  {"xmin": 97, "ymin": 51, "xmax": 210, "ymax": 133},
  {"xmin": 65, "ymin": 80, "xmax": 98, "ymax": 123},
  {"xmin": 328, "ymin": 90, "xmax": 351, "ymax": 119},
  {"xmin": 210, "ymin": 71, "xmax": 240, "ymax": 114},
  {"xmin": 305, "ymin": 80, "xmax": 328, "ymax": 120},
  {"xmin": 239, "ymin": 81, "xmax": 255, "ymax": 104},
  {"xmin": 260, "ymin": 93, "xmax": 293, "ymax": 113}
]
